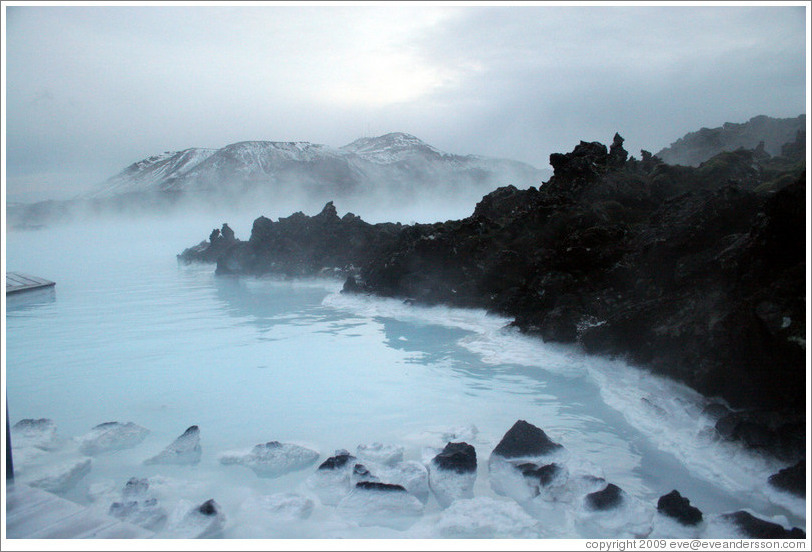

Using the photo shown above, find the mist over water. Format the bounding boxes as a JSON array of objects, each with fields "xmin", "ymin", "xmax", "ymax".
[{"xmin": 4, "ymin": 213, "xmax": 806, "ymax": 539}]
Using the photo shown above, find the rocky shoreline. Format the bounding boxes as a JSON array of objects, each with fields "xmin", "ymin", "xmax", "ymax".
[
  {"xmin": 179, "ymin": 134, "xmax": 806, "ymax": 481},
  {"xmin": 11, "ymin": 417, "xmax": 807, "ymax": 538}
]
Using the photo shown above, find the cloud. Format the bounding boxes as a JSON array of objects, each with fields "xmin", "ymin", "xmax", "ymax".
[{"xmin": 3, "ymin": 4, "xmax": 807, "ymax": 202}]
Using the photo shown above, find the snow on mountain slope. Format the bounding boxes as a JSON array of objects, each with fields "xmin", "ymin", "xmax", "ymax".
[
  {"xmin": 87, "ymin": 134, "xmax": 549, "ymax": 202},
  {"xmin": 341, "ymin": 132, "xmax": 444, "ymax": 164},
  {"xmin": 93, "ymin": 148, "xmax": 217, "ymax": 197}
]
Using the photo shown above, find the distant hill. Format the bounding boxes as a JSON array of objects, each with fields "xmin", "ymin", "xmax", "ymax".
[
  {"xmin": 89, "ymin": 132, "xmax": 549, "ymax": 203},
  {"xmin": 655, "ymin": 114, "xmax": 805, "ymax": 167}
]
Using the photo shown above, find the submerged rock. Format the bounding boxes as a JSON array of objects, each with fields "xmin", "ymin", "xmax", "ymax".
[
  {"xmin": 429, "ymin": 442, "xmax": 477, "ymax": 508},
  {"xmin": 491, "ymin": 420, "xmax": 563, "ymax": 459},
  {"xmin": 656, "ymin": 490, "xmax": 703, "ymax": 526},
  {"xmin": 144, "ymin": 425, "xmax": 202, "ymax": 465},
  {"xmin": 77, "ymin": 421, "xmax": 149, "ymax": 456},
  {"xmin": 720, "ymin": 510, "xmax": 805, "ymax": 539},
  {"xmin": 220, "ymin": 441, "xmax": 319, "ymax": 478}
]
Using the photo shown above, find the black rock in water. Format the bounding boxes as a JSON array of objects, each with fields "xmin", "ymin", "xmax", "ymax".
[
  {"xmin": 767, "ymin": 460, "xmax": 806, "ymax": 497},
  {"xmin": 355, "ymin": 481, "xmax": 407, "ymax": 492},
  {"xmin": 432, "ymin": 442, "xmax": 477, "ymax": 474},
  {"xmin": 721, "ymin": 510, "xmax": 805, "ymax": 539},
  {"xmin": 198, "ymin": 499, "xmax": 219, "ymax": 516},
  {"xmin": 492, "ymin": 420, "xmax": 563, "ymax": 458},
  {"xmin": 585, "ymin": 483, "xmax": 624, "ymax": 511},
  {"xmin": 318, "ymin": 451, "xmax": 355, "ymax": 470},
  {"xmin": 657, "ymin": 490, "xmax": 703, "ymax": 526}
]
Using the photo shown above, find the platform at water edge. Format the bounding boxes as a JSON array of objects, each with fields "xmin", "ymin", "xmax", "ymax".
[
  {"xmin": 4, "ymin": 482, "xmax": 154, "ymax": 539},
  {"xmin": 6, "ymin": 272, "xmax": 56, "ymax": 295}
]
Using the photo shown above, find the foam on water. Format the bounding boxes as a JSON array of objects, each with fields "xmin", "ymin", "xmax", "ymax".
[{"xmin": 4, "ymin": 218, "xmax": 807, "ymax": 539}]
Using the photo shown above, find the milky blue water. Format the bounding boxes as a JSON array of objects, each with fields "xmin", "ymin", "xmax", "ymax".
[{"xmin": 4, "ymin": 215, "xmax": 806, "ymax": 539}]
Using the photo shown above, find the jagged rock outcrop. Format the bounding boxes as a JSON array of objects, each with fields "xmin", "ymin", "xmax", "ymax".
[{"xmin": 179, "ymin": 202, "xmax": 403, "ymax": 278}]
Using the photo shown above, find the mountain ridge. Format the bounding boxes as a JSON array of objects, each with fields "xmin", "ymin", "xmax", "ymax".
[
  {"xmin": 90, "ymin": 132, "xmax": 547, "ymax": 200},
  {"xmin": 655, "ymin": 114, "xmax": 805, "ymax": 167}
]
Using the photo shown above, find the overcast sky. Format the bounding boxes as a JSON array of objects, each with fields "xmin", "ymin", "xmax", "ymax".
[{"xmin": 3, "ymin": 3, "xmax": 808, "ymax": 202}]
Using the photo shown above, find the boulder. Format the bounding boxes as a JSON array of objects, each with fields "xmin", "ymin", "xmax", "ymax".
[
  {"xmin": 307, "ymin": 449, "xmax": 356, "ymax": 506},
  {"xmin": 77, "ymin": 421, "xmax": 149, "ymax": 456},
  {"xmin": 656, "ymin": 490, "xmax": 703, "ymax": 526},
  {"xmin": 491, "ymin": 420, "xmax": 563, "ymax": 459},
  {"xmin": 428, "ymin": 442, "xmax": 477, "ymax": 507},
  {"xmin": 356, "ymin": 442, "xmax": 405, "ymax": 466},
  {"xmin": 585, "ymin": 483, "xmax": 624, "ymax": 511},
  {"xmin": 336, "ymin": 481, "xmax": 424, "ymax": 529},
  {"xmin": 144, "ymin": 425, "xmax": 202, "ymax": 465},
  {"xmin": 106, "ymin": 477, "xmax": 168, "ymax": 531},
  {"xmin": 220, "ymin": 441, "xmax": 319, "ymax": 478},
  {"xmin": 11, "ymin": 418, "xmax": 62, "ymax": 451}
]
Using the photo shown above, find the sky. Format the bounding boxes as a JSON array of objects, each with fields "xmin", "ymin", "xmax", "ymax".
[{"xmin": 2, "ymin": 2, "xmax": 808, "ymax": 202}]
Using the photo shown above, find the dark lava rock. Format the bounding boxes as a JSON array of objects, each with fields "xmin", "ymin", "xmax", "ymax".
[
  {"xmin": 318, "ymin": 451, "xmax": 356, "ymax": 470},
  {"xmin": 180, "ymin": 134, "xmax": 806, "ymax": 447},
  {"xmin": 355, "ymin": 481, "xmax": 407, "ymax": 493},
  {"xmin": 492, "ymin": 420, "xmax": 563, "ymax": 458},
  {"xmin": 198, "ymin": 499, "xmax": 219, "ymax": 516},
  {"xmin": 519, "ymin": 462, "xmax": 562, "ymax": 487},
  {"xmin": 432, "ymin": 442, "xmax": 477, "ymax": 474},
  {"xmin": 767, "ymin": 461, "xmax": 805, "ymax": 497},
  {"xmin": 714, "ymin": 410, "xmax": 805, "ymax": 462},
  {"xmin": 585, "ymin": 483, "xmax": 624, "ymax": 511},
  {"xmin": 181, "ymin": 201, "xmax": 402, "ymax": 278},
  {"xmin": 721, "ymin": 510, "xmax": 805, "ymax": 539},
  {"xmin": 657, "ymin": 490, "xmax": 703, "ymax": 526}
]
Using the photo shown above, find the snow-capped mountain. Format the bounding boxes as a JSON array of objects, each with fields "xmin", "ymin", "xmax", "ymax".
[
  {"xmin": 89, "ymin": 133, "xmax": 548, "ymax": 201},
  {"xmin": 93, "ymin": 147, "xmax": 217, "ymax": 196}
]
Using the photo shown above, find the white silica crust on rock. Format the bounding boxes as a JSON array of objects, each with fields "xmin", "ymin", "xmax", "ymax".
[
  {"xmin": 431, "ymin": 497, "xmax": 543, "ymax": 538},
  {"xmin": 29, "ymin": 458, "xmax": 92, "ymax": 494},
  {"xmin": 427, "ymin": 462, "xmax": 476, "ymax": 508},
  {"xmin": 144, "ymin": 426, "xmax": 202, "ymax": 465},
  {"xmin": 376, "ymin": 460, "xmax": 430, "ymax": 504},
  {"xmin": 336, "ymin": 484, "xmax": 425, "ymax": 530},
  {"xmin": 219, "ymin": 441, "xmax": 320, "ymax": 478},
  {"xmin": 77, "ymin": 422, "xmax": 149, "ymax": 456}
]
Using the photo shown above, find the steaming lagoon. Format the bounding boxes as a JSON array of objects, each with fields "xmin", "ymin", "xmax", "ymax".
[{"xmin": 5, "ymin": 215, "xmax": 805, "ymax": 538}]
